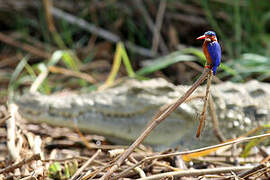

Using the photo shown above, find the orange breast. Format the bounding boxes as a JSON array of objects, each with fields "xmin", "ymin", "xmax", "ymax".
[{"xmin": 202, "ymin": 41, "xmax": 212, "ymax": 65}]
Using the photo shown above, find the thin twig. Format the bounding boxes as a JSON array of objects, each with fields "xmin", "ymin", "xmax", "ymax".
[
  {"xmin": 71, "ymin": 149, "xmax": 101, "ymax": 180},
  {"xmin": 42, "ymin": 156, "xmax": 88, "ymax": 162},
  {"xmin": 0, "ymin": 32, "xmax": 50, "ymax": 59},
  {"xmin": 48, "ymin": 66, "xmax": 97, "ymax": 84},
  {"xmin": 126, "ymin": 161, "xmax": 146, "ymax": 178},
  {"xmin": 152, "ymin": 0, "xmax": 167, "ymax": 53},
  {"xmin": 73, "ymin": 122, "xmax": 128, "ymax": 150},
  {"xmin": 183, "ymin": 61, "xmax": 222, "ymax": 83},
  {"xmin": 7, "ymin": 104, "xmax": 20, "ymax": 162},
  {"xmin": 196, "ymin": 71, "xmax": 212, "ymax": 138},
  {"xmin": 148, "ymin": 133, "xmax": 270, "ymax": 161},
  {"xmin": 42, "ymin": 0, "xmax": 66, "ymax": 48},
  {"xmin": 153, "ymin": 91, "xmax": 224, "ymax": 142},
  {"xmin": 0, "ymin": 56, "xmax": 19, "ymax": 68},
  {"xmin": 132, "ymin": 0, "xmax": 168, "ymax": 53},
  {"xmin": 137, "ymin": 166, "xmax": 254, "ymax": 180},
  {"xmin": 146, "ymin": 94, "xmax": 205, "ymax": 127},
  {"xmin": 113, "ymin": 133, "xmax": 270, "ymax": 179},
  {"xmin": 208, "ymin": 94, "xmax": 226, "ymax": 142},
  {"xmin": 29, "ymin": 66, "xmax": 49, "ymax": 93},
  {"xmin": 0, "ymin": 114, "xmax": 11, "ymax": 126},
  {"xmin": 0, "ymin": 154, "xmax": 41, "ymax": 174},
  {"xmin": 80, "ymin": 164, "xmax": 112, "ymax": 180},
  {"xmin": 42, "ymin": 0, "xmax": 56, "ymax": 33},
  {"xmin": 237, "ymin": 164, "xmax": 267, "ymax": 179},
  {"xmin": 51, "ymin": 7, "xmax": 155, "ymax": 57},
  {"xmin": 100, "ymin": 69, "xmax": 210, "ymax": 180}
]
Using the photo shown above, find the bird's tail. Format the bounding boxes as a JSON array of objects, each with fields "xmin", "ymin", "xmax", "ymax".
[{"xmin": 212, "ymin": 66, "xmax": 218, "ymax": 75}]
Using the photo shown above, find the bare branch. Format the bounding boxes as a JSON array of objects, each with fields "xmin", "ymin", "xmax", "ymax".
[
  {"xmin": 51, "ymin": 7, "xmax": 155, "ymax": 57},
  {"xmin": 99, "ymin": 69, "xmax": 210, "ymax": 180}
]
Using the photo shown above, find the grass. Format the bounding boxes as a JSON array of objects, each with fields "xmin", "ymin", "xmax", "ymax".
[
  {"xmin": 201, "ymin": 0, "xmax": 270, "ymax": 57},
  {"xmin": 3, "ymin": 1, "xmax": 270, "ymax": 97},
  {"xmin": 199, "ymin": 0, "xmax": 270, "ymax": 80}
]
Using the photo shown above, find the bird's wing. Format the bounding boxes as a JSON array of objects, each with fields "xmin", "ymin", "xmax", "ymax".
[{"xmin": 207, "ymin": 41, "xmax": 221, "ymax": 67}]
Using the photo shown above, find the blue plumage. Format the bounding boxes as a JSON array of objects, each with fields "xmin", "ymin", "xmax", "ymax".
[
  {"xmin": 197, "ymin": 31, "xmax": 222, "ymax": 75},
  {"xmin": 207, "ymin": 41, "xmax": 221, "ymax": 75}
]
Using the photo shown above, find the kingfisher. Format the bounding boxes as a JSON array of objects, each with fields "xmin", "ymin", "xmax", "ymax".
[{"xmin": 196, "ymin": 31, "xmax": 221, "ymax": 75}]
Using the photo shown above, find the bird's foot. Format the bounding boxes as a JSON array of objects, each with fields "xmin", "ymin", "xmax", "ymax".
[{"xmin": 204, "ymin": 65, "xmax": 212, "ymax": 69}]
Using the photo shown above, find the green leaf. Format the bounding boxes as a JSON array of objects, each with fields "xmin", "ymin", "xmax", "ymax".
[
  {"xmin": 119, "ymin": 42, "xmax": 136, "ymax": 77},
  {"xmin": 48, "ymin": 50, "xmax": 63, "ymax": 66},
  {"xmin": 29, "ymin": 63, "xmax": 51, "ymax": 94},
  {"xmin": 136, "ymin": 51, "xmax": 196, "ymax": 76},
  {"xmin": 64, "ymin": 160, "xmax": 78, "ymax": 178},
  {"xmin": 103, "ymin": 42, "xmax": 122, "ymax": 87},
  {"xmin": 62, "ymin": 51, "xmax": 79, "ymax": 71},
  {"xmin": 182, "ymin": 48, "xmax": 206, "ymax": 63},
  {"xmin": 48, "ymin": 162, "xmax": 62, "ymax": 179},
  {"xmin": 182, "ymin": 48, "xmax": 238, "ymax": 77},
  {"xmin": 9, "ymin": 56, "xmax": 29, "ymax": 88},
  {"xmin": 241, "ymin": 125, "xmax": 270, "ymax": 157},
  {"xmin": 241, "ymin": 137, "xmax": 265, "ymax": 158},
  {"xmin": 8, "ymin": 55, "xmax": 29, "ymax": 98},
  {"xmin": 64, "ymin": 163, "xmax": 70, "ymax": 178},
  {"xmin": 49, "ymin": 162, "xmax": 61, "ymax": 173}
]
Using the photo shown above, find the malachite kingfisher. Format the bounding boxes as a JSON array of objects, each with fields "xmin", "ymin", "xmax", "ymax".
[{"xmin": 196, "ymin": 31, "xmax": 221, "ymax": 75}]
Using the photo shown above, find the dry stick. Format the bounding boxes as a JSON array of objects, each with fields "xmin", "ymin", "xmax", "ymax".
[
  {"xmin": 137, "ymin": 166, "xmax": 254, "ymax": 180},
  {"xmin": 183, "ymin": 61, "xmax": 222, "ymax": 83},
  {"xmin": 0, "ymin": 32, "xmax": 50, "ymax": 59},
  {"xmin": 80, "ymin": 163, "xmax": 112, "ymax": 180},
  {"xmin": 113, "ymin": 132, "xmax": 270, "ymax": 179},
  {"xmin": 7, "ymin": 104, "xmax": 20, "ymax": 162},
  {"xmin": 42, "ymin": 0, "xmax": 56, "ymax": 33},
  {"xmin": 126, "ymin": 160, "xmax": 146, "ymax": 178},
  {"xmin": 196, "ymin": 71, "xmax": 212, "ymax": 138},
  {"xmin": 146, "ymin": 94, "xmax": 205, "ymax": 128},
  {"xmin": 71, "ymin": 149, "xmax": 101, "ymax": 180},
  {"xmin": 180, "ymin": 93, "xmax": 225, "ymax": 142},
  {"xmin": 99, "ymin": 69, "xmax": 210, "ymax": 180},
  {"xmin": 30, "ymin": 66, "xmax": 49, "ymax": 93},
  {"xmin": 48, "ymin": 66, "xmax": 97, "ymax": 84},
  {"xmin": 0, "ymin": 114, "xmax": 11, "ymax": 126},
  {"xmin": 151, "ymin": 93, "xmax": 222, "ymax": 142},
  {"xmin": 218, "ymin": 166, "xmax": 270, "ymax": 180},
  {"xmin": 0, "ymin": 56, "xmax": 19, "ymax": 68},
  {"xmin": 152, "ymin": 0, "xmax": 167, "ymax": 53},
  {"xmin": 51, "ymin": 7, "xmax": 155, "ymax": 58},
  {"xmin": 42, "ymin": 156, "xmax": 88, "ymax": 162},
  {"xmin": 208, "ymin": 94, "xmax": 226, "ymax": 142},
  {"xmin": 73, "ymin": 122, "xmax": 128, "ymax": 150},
  {"xmin": 236, "ymin": 164, "xmax": 267, "ymax": 179},
  {"xmin": 132, "ymin": 0, "xmax": 168, "ymax": 53},
  {"xmin": 242, "ymin": 167, "xmax": 270, "ymax": 179},
  {"xmin": 0, "ymin": 154, "xmax": 41, "ymax": 174}
]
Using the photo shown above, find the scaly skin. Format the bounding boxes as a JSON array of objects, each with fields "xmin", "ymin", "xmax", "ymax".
[{"xmin": 15, "ymin": 78, "xmax": 270, "ymax": 148}]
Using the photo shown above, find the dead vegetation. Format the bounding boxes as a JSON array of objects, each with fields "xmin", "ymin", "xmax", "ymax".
[
  {"xmin": 1, "ymin": 0, "xmax": 270, "ymax": 179},
  {"xmin": 1, "ymin": 102, "xmax": 270, "ymax": 179}
]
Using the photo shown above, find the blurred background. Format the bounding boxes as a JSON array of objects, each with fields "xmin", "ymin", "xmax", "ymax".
[{"xmin": 1, "ymin": 0, "xmax": 270, "ymax": 99}]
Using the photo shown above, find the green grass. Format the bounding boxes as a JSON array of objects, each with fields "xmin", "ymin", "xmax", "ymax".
[
  {"xmin": 200, "ymin": 0, "xmax": 270, "ymax": 80},
  {"xmin": 5, "ymin": 0, "xmax": 270, "ymax": 92},
  {"xmin": 201, "ymin": 0, "xmax": 270, "ymax": 57}
]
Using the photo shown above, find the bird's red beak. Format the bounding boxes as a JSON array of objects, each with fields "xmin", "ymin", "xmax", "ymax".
[{"xmin": 196, "ymin": 35, "xmax": 206, "ymax": 40}]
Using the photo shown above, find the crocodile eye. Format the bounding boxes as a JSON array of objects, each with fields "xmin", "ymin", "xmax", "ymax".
[
  {"xmin": 128, "ymin": 87, "xmax": 144, "ymax": 94},
  {"xmin": 249, "ymin": 88, "xmax": 265, "ymax": 97}
]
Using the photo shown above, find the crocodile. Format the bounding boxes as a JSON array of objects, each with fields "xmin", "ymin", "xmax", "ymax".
[{"xmin": 14, "ymin": 78, "xmax": 270, "ymax": 148}]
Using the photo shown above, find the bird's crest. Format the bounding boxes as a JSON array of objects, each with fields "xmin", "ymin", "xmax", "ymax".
[{"xmin": 204, "ymin": 31, "xmax": 216, "ymax": 36}]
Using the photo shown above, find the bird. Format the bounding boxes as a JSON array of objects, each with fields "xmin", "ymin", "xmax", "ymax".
[{"xmin": 196, "ymin": 31, "xmax": 221, "ymax": 75}]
